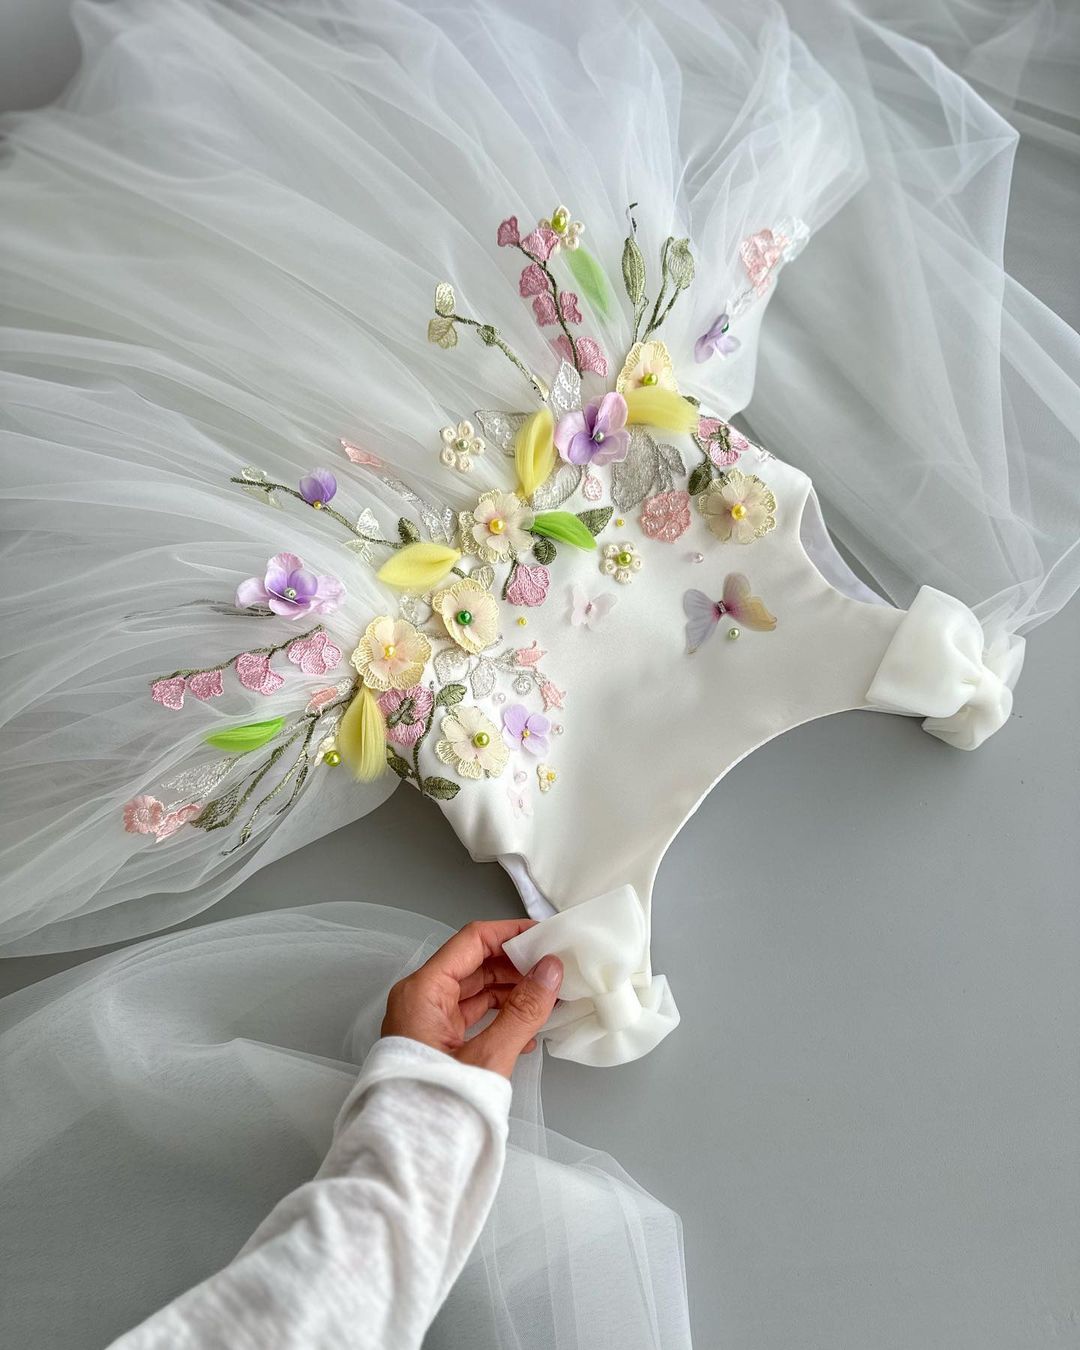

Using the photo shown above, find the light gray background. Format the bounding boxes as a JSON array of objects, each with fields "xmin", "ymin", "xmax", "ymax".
[{"xmin": 2, "ymin": 4, "xmax": 1078, "ymax": 1348}]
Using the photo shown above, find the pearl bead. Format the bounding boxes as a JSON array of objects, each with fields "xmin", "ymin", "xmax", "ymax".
[
  {"xmin": 593, "ymin": 430, "xmax": 605, "ymax": 443},
  {"xmin": 284, "ymin": 587, "xmax": 297, "ymax": 600},
  {"xmin": 495, "ymin": 692, "xmax": 506, "ymax": 704},
  {"xmin": 323, "ymin": 750, "xmax": 342, "ymax": 767},
  {"xmin": 727, "ymin": 627, "xmax": 741, "ymax": 640},
  {"xmin": 642, "ymin": 372, "xmax": 658, "ymax": 386},
  {"xmin": 472, "ymin": 731, "xmax": 490, "ymax": 748},
  {"xmin": 455, "ymin": 609, "xmax": 473, "ymax": 626},
  {"xmin": 514, "ymin": 770, "xmax": 527, "ymax": 784},
  {"xmin": 692, "ymin": 551, "xmax": 705, "ymax": 564},
  {"xmin": 730, "ymin": 502, "xmax": 747, "ymax": 520},
  {"xmin": 489, "ymin": 517, "xmax": 506, "ymax": 534},
  {"xmin": 312, "ymin": 500, "xmax": 323, "ymax": 510},
  {"xmin": 383, "ymin": 643, "xmax": 396, "ymax": 659},
  {"xmin": 552, "ymin": 723, "xmax": 563, "ymax": 735}
]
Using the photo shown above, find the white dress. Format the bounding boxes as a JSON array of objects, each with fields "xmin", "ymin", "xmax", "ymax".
[{"xmin": 1, "ymin": 0, "xmax": 1078, "ymax": 1343}]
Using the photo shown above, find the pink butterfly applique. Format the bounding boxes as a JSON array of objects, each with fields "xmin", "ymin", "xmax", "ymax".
[{"xmin": 683, "ymin": 575, "xmax": 776, "ymax": 654}]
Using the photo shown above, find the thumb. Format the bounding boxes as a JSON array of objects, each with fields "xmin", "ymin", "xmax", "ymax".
[{"xmin": 458, "ymin": 955, "xmax": 563, "ymax": 1078}]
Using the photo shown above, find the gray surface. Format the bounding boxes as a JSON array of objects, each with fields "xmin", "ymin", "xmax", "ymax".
[{"xmin": 2, "ymin": 5, "xmax": 1079, "ymax": 1348}]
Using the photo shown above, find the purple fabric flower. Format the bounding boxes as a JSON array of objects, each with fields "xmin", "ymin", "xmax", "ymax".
[
  {"xmin": 554, "ymin": 392, "xmax": 630, "ymax": 467},
  {"xmin": 235, "ymin": 551, "xmax": 344, "ymax": 619},
  {"xmin": 502, "ymin": 703, "xmax": 550, "ymax": 757},
  {"xmin": 694, "ymin": 313, "xmax": 740, "ymax": 363},
  {"xmin": 298, "ymin": 468, "xmax": 337, "ymax": 505}
]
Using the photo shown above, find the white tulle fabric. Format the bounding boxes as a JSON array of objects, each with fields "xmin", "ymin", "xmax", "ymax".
[
  {"xmin": 505, "ymin": 888, "xmax": 681, "ymax": 1067},
  {"xmin": 867, "ymin": 587, "xmax": 1026, "ymax": 751},
  {"xmin": 0, "ymin": 904, "xmax": 691, "ymax": 1350}
]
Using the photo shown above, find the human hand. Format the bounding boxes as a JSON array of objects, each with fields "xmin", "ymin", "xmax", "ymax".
[{"xmin": 381, "ymin": 919, "xmax": 563, "ymax": 1078}]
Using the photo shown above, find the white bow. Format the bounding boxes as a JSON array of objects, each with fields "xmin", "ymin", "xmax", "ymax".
[
  {"xmin": 867, "ymin": 586, "xmax": 1025, "ymax": 751},
  {"xmin": 503, "ymin": 886, "xmax": 680, "ymax": 1067}
]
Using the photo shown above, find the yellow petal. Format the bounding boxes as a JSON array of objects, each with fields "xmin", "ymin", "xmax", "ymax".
[
  {"xmin": 337, "ymin": 685, "xmax": 388, "ymax": 781},
  {"xmin": 623, "ymin": 386, "xmax": 697, "ymax": 435},
  {"xmin": 514, "ymin": 407, "xmax": 556, "ymax": 499},
  {"xmin": 377, "ymin": 542, "xmax": 461, "ymax": 591}
]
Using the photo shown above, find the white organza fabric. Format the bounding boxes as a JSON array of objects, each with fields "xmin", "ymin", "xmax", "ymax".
[{"xmin": 0, "ymin": 903, "xmax": 691, "ymax": 1350}]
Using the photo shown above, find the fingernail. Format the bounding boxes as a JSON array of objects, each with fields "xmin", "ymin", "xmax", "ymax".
[{"xmin": 530, "ymin": 955, "xmax": 563, "ymax": 991}]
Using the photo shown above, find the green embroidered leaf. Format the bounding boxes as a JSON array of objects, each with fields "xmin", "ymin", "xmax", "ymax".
[
  {"xmin": 434, "ymin": 282, "xmax": 455, "ymax": 317},
  {"xmin": 687, "ymin": 462, "xmax": 715, "ymax": 496},
  {"xmin": 531, "ymin": 512, "xmax": 597, "ymax": 551},
  {"xmin": 576, "ymin": 507, "xmax": 613, "ymax": 537},
  {"xmin": 204, "ymin": 718, "xmax": 286, "ymax": 753},
  {"xmin": 422, "ymin": 776, "xmax": 461, "ymax": 801},
  {"xmin": 664, "ymin": 237, "xmax": 695, "ymax": 291},
  {"xmin": 477, "ymin": 324, "xmax": 499, "ymax": 347},
  {"xmin": 192, "ymin": 785, "xmax": 244, "ymax": 832},
  {"xmin": 531, "ymin": 537, "xmax": 557, "ymax": 565},
  {"xmin": 566, "ymin": 246, "xmax": 613, "ymax": 318},
  {"xmin": 436, "ymin": 683, "xmax": 466, "ymax": 708},
  {"xmin": 427, "ymin": 316, "xmax": 457, "ymax": 348},
  {"xmin": 397, "ymin": 517, "xmax": 421, "ymax": 546},
  {"xmin": 621, "ymin": 234, "xmax": 647, "ymax": 306},
  {"xmin": 386, "ymin": 750, "xmax": 413, "ymax": 780}
]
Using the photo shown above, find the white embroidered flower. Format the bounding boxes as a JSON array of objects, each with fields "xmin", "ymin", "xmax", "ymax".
[
  {"xmin": 615, "ymin": 339, "xmax": 678, "ymax": 394},
  {"xmin": 460, "ymin": 489, "xmax": 534, "ymax": 563},
  {"xmin": 600, "ymin": 541, "xmax": 643, "ymax": 585},
  {"xmin": 541, "ymin": 204, "xmax": 584, "ymax": 251},
  {"xmin": 439, "ymin": 419, "xmax": 485, "ymax": 473},
  {"xmin": 431, "ymin": 578, "xmax": 500, "ymax": 655},
  {"xmin": 536, "ymin": 763, "xmax": 558, "ymax": 793},
  {"xmin": 351, "ymin": 616, "xmax": 432, "ymax": 691},
  {"xmin": 698, "ymin": 468, "xmax": 777, "ymax": 544},
  {"xmin": 436, "ymin": 705, "xmax": 509, "ymax": 780}
]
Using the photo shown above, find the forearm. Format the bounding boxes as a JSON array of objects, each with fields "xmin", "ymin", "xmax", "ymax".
[{"xmin": 109, "ymin": 1037, "xmax": 511, "ymax": 1350}]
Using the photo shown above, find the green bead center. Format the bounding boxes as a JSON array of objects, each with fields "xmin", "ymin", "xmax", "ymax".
[
  {"xmin": 641, "ymin": 371, "xmax": 658, "ymax": 386},
  {"xmin": 456, "ymin": 609, "xmax": 473, "ymax": 626},
  {"xmin": 472, "ymin": 731, "xmax": 490, "ymax": 748},
  {"xmin": 616, "ymin": 551, "xmax": 633, "ymax": 567}
]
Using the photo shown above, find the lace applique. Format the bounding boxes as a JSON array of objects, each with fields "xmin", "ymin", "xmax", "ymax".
[
  {"xmin": 150, "ymin": 625, "xmax": 330, "ymax": 708},
  {"xmin": 439, "ymin": 419, "xmax": 486, "ymax": 473},
  {"xmin": 435, "ymin": 705, "xmax": 509, "ymax": 781},
  {"xmin": 286, "ymin": 631, "xmax": 342, "ymax": 676},
  {"xmin": 640, "ymin": 491, "xmax": 691, "ymax": 542},
  {"xmin": 600, "ymin": 541, "xmax": 644, "ymax": 584},
  {"xmin": 537, "ymin": 763, "xmax": 558, "ymax": 792},
  {"xmin": 697, "ymin": 469, "xmax": 777, "ymax": 544},
  {"xmin": 506, "ymin": 562, "xmax": 550, "ymax": 607}
]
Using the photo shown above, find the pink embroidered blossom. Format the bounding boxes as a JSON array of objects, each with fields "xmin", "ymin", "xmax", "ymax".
[
  {"xmin": 154, "ymin": 804, "xmax": 202, "ymax": 842},
  {"xmin": 520, "ymin": 226, "xmax": 558, "ymax": 261},
  {"xmin": 559, "ymin": 292, "xmax": 583, "ymax": 324},
  {"xmin": 497, "ymin": 216, "xmax": 520, "ymax": 247},
  {"xmin": 286, "ymin": 631, "xmax": 342, "ymax": 676},
  {"xmin": 739, "ymin": 228, "xmax": 787, "ymax": 294},
  {"xmin": 699, "ymin": 417, "xmax": 741, "ymax": 467},
  {"xmin": 514, "ymin": 641, "xmax": 547, "ymax": 667},
  {"xmin": 582, "ymin": 470, "xmax": 603, "ymax": 502},
  {"xmin": 502, "ymin": 704, "xmax": 551, "ymax": 757},
  {"xmin": 235, "ymin": 652, "xmax": 286, "ymax": 696},
  {"xmin": 506, "ymin": 563, "xmax": 550, "ymax": 607},
  {"xmin": 532, "ymin": 293, "xmax": 558, "ymax": 326},
  {"xmin": 540, "ymin": 680, "xmax": 566, "ymax": 711},
  {"xmin": 378, "ymin": 685, "xmax": 435, "ymax": 749},
  {"xmin": 187, "ymin": 670, "xmax": 224, "ymax": 701},
  {"xmin": 235, "ymin": 552, "xmax": 344, "ymax": 619},
  {"xmin": 339, "ymin": 440, "xmax": 382, "ymax": 468},
  {"xmin": 553, "ymin": 335, "xmax": 607, "ymax": 376},
  {"xmin": 640, "ymin": 491, "xmax": 692, "ymax": 542},
  {"xmin": 123, "ymin": 795, "xmax": 165, "ymax": 835},
  {"xmin": 151, "ymin": 677, "xmax": 186, "ymax": 711},
  {"xmin": 306, "ymin": 686, "xmax": 340, "ymax": 713},
  {"xmin": 519, "ymin": 263, "xmax": 547, "ymax": 297}
]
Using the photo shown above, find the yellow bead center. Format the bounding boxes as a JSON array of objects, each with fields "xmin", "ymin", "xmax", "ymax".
[
  {"xmin": 521, "ymin": 728, "xmax": 531, "ymax": 739},
  {"xmin": 472, "ymin": 731, "xmax": 490, "ymax": 748},
  {"xmin": 489, "ymin": 517, "xmax": 506, "ymax": 534},
  {"xmin": 552, "ymin": 209, "xmax": 568, "ymax": 233},
  {"xmin": 730, "ymin": 502, "xmax": 747, "ymax": 520},
  {"xmin": 641, "ymin": 371, "xmax": 658, "ymax": 386},
  {"xmin": 323, "ymin": 750, "xmax": 341, "ymax": 766},
  {"xmin": 383, "ymin": 643, "xmax": 396, "ymax": 659}
]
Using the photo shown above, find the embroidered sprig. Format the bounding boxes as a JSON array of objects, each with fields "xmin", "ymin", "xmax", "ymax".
[
  {"xmin": 149, "ymin": 624, "xmax": 333, "ymax": 709},
  {"xmin": 620, "ymin": 207, "xmax": 696, "ymax": 342},
  {"xmin": 427, "ymin": 282, "xmax": 546, "ymax": 399}
]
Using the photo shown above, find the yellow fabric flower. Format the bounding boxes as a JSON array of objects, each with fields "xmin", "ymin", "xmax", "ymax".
[
  {"xmin": 432, "ymin": 578, "xmax": 500, "ymax": 654},
  {"xmin": 351, "ymin": 615, "xmax": 431, "ymax": 691},
  {"xmin": 616, "ymin": 340, "xmax": 678, "ymax": 395},
  {"xmin": 460, "ymin": 489, "xmax": 535, "ymax": 562},
  {"xmin": 435, "ymin": 706, "xmax": 509, "ymax": 780},
  {"xmin": 698, "ymin": 469, "xmax": 777, "ymax": 544}
]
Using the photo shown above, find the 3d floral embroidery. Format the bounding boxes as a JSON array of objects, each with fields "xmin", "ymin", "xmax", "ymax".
[
  {"xmin": 506, "ymin": 562, "xmax": 550, "ymax": 607},
  {"xmin": 432, "ymin": 578, "xmax": 500, "ymax": 653},
  {"xmin": 461, "ymin": 490, "xmax": 535, "ymax": 562},
  {"xmin": 640, "ymin": 490, "xmax": 691, "ymax": 542},
  {"xmin": 236, "ymin": 552, "xmax": 344, "ymax": 618},
  {"xmin": 698, "ymin": 417, "xmax": 743, "ymax": 468},
  {"xmin": 740, "ymin": 228, "xmax": 787, "ymax": 294},
  {"xmin": 601, "ymin": 540, "xmax": 643, "ymax": 584},
  {"xmin": 298, "ymin": 468, "xmax": 337, "ymax": 507},
  {"xmin": 694, "ymin": 313, "xmax": 739, "ymax": 362},
  {"xmin": 536, "ymin": 763, "xmax": 558, "ymax": 793},
  {"xmin": 379, "ymin": 685, "xmax": 436, "ymax": 748},
  {"xmin": 154, "ymin": 804, "xmax": 202, "ymax": 840},
  {"xmin": 616, "ymin": 340, "xmax": 678, "ymax": 394},
  {"xmin": 502, "ymin": 704, "xmax": 551, "ymax": 757},
  {"xmin": 539, "ymin": 204, "xmax": 584, "ymax": 251},
  {"xmin": 286, "ymin": 631, "xmax": 342, "ymax": 676},
  {"xmin": 351, "ymin": 616, "xmax": 432, "ymax": 690},
  {"xmin": 553, "ymin": 334, "xmax": 609, "ymax": 376},
  {"xmin": 698, "ymin": 469, "xmax": 777, "ymax": 543},
  {"xmin": 555, "ymin": 393, "xmax": 630, "ymax": 467},
  {"xmin": 439, "ymin": 419, "xmax": 485, "ymax": 473},
  {"xmin": 435, "ymin": 706, "xmax": 510, "ymax": 780},
  {"xmin": 569, "ymin": 584, "xmax": 616, "ymax": 629}
]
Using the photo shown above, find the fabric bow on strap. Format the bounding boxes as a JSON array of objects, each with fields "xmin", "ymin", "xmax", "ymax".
[
  {"xmin": 503, "ymin": 886, "xmax": 680, "ymax": 1067},
  {"xmin": 867, "ymin": 586, "xmax": 1025, "ymax": 751}
]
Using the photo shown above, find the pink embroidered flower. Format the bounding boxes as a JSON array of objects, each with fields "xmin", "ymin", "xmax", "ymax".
[
  {"xmin": 286, "ymin": 631, "xmax": 342, "ymax": 676},
  {"xmin": 235, "ymin": 652, "xmax": 286, "ymax": 696},
  {"xmin": 540, "ymin": 680, "xmax": 566, "ymax": 711},
  {"xmin": 154, "ymin": 804, "xmax": 201, "ymax": 842},
  {"xmin": 520, "ymin": 226, "xmax": 558, "ymax": 261},
  {"xmin": 506, "ymin": 563, "xmax": 550, "ymax": 608},
  {"xmin": 307, "ymin": 686, "xmax": 340, "ymax": 713},
  {"xmin": 502, "ymin": 704, "xmax": 550, "ymax": 757},
  {"xmin": 514, "ymin": 641, "xmax": 547, "ymax": 667},
  {"xmin": 235, "ymin": 552, "xmax": 344, "ymax": 619},
  {"xmin": 640, "ymin": 491, "xmax": 692, "ymax": 542},
  {"xmin": 739, "ymin": 228, "xmax": 786, "ymax": 294},
  {"xmin": 151, "ymin": 677, "xmax": 186, "ymax": 710},
  {"xmin": 519, "ymin": 263, "xmax": 548, "ymax": 297},
  {"xmin": 699, "ymin": 417, "xmax": 741, "ymax": 468},
  {"xmin": 340, "ymin": 440, "xmax": 382, "ymax": 468},
  {"xmin": 187, "ymin": 670, "xmax": 224, "ymax": 701},
  {"xmin": 123, "ymin": 795, "xmax": 165, "ymax": 835},
  {"xmin": 531, "ymin": 291, "xmax": 583, "ymax": 328},
  {"xmin": 559, "ymin": 292, "xmax": 582, "ymax": 324},
  {"xmin": 378, "ymin": 685, "xmax": 435, "ymax": 749},
  {"xmin": 582, "ymin": 470, "xmax": 603, "ymax": 502},
  {"xmin": 497, "ymin": 216, "xmax": 520, "ymax": 247},
  {"xmin": 554, "ymin": 335, "xmax": 607, "ymax": 376}
]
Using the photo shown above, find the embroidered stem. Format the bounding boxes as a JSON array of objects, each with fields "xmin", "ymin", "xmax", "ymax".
[
  {"xmin": 228, "ymin": 477, "xmax": 387, "ymax": 541},
  {"xmin": 446, "ymin": 313, "xmax": 546, "ymax": 399},
  {"xmin": 151, "ymin": 625, "xmax": 326, "ymax": 683},
  {"xmin": 515, "ymin": 243, "xmax": 580, "ymax": 374}
]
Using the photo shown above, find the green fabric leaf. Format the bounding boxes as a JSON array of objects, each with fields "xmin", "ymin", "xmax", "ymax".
[
  {"xmin": 531, "ymin": 512, "xmax": 597, "ymax": 551},
  {"xmin": 422, "ymin": 776, "xmax": 461, "ymax": 801},
  {"xmin": 576, "ymin": 507, "xmax": 613, "ymax": 536},
  {"xmin": 204, "ymin": 717, "xmax": 286, "ymax": 753},
  {"xmin": 435, "ymin": 683, "xmax": 466, "ymax": 707},
  {"xmin": 397, "ymin": 517, "xmax": 421, "ymax": 545},
  {"xmin": 688, "ymin": 462, "xmax": 715, "ymax": 496},
  {"xmin": 531, "ymin": 537, "xmax": 557, "ymax": 565},
  {"xmin": 566, "ymin": 246, "xmax": 613, "ymax": 319}
]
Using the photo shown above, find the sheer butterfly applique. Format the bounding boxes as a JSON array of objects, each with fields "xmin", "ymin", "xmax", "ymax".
[{"xmin": 683, "ymin": 574, "xmax": 776, "ymax": 654}]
